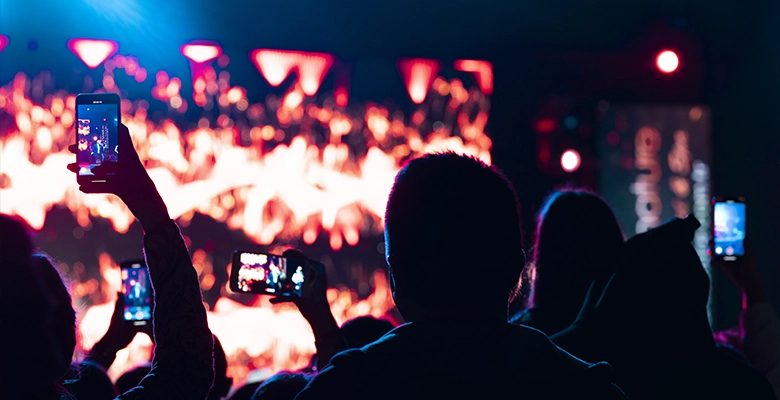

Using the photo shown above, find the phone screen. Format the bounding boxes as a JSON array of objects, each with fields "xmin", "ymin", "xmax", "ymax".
[
  {"xmin": 713, "ymin": 201, "xmax": 746, "ymax": 258},
  {"xmin": 121, "ymin": 262, "xmax": 152, "ymax": 321},
  {"xmin": 75, "ymin": 94, "xmax": 120, "ymax": 179},
  {"xmin": 232, "ymin": 252, "xmax": 305, "ymax": 297}
]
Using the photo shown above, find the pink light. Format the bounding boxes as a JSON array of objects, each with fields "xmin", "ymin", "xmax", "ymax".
[
  {"xmin": 296, "ymin": 52, "xmax": 334, "ymax": 96},
  {"xmin": 0, "ymin": 35, "xmax": 8, "ymax": 52},
  {"xmin": 250, "ymin": 50, "xmax": 299, "ymax": 87},
  {"xmin": 181, "ymin": 44, "xmax": 222, "ymax": 64},
  {"xmin": 250, "ymin": 50, "xmax": 334, "ymax": 96},
  {"xmin": 335, "ymin": 87, "xmax": 348, "ymax": 108},
  {"xmin": 561, "ymin": 149, "xmax": 581, "ymax": 172},
  {"xmin": 397, "ymin": 59, "xmax": 441, "ymax": 104},
  {"xmin": 453, "ymin": 59, "xmax": 493, "ymax": 95},
  {"xmin": 656, "ymin": 50, "xmax": 679, "ymax": 73},
  {"xmin": 68, "ymin": 39, "xmax": 119, "ymax": 69}
]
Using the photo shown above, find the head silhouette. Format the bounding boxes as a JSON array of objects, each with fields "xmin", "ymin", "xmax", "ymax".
[
  {"xmin": 340, "ymin": 316, "xmax": 395, "ymax": 348},
  {"xmin": 0, "ymin": 215, "xmax": 77, "ymax": 398},
  {"xmin": 115, "ymin": 364, "xmax": 151, "ymax": 394},
  {"xmin": 530, "ymin": 188, "xmax": 625, "ymax": 316},
  {"xmin": 251, "ymin": 371, "xmax": 311, "ymax": 400},
  {"xmin": 384, "ymin": 152, "xmax": 524, "ymax": 320}
]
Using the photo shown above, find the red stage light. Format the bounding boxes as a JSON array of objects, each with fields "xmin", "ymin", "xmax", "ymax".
[
  {"xmin": 181, "ymin": 44, "xmax": 222, "ymax": 64},
  {"xmin": 534, "ymin": 118, "xmax": 557, "ymax": 134},
  {"xmin": 656, "ymin": 50, "xmax": 679, "ymax": 73},
  {"xmin": 453, "ymin": 59, "xmax": 493, "ymax": 95},
  {"xmin": 397, "ymin": 58, "xmax": 441, "ymax": 104},
  {"xmin": 561, "ymin": 149, "xmax": 581, "ymax": 172},
  {"xmin": 251, "ymin": 50, "xmax": 298, "ymax": 87},
  {"xmin": 68, "ymin": 39, "xmax": 118, "ymax": 69},
  {"xmin": 335, "ymin": 87, "xmax": 348, "ymax": 108},
  {"xmin": 0, "ymin": 35, "xmax": 8, "ymax": 52}
]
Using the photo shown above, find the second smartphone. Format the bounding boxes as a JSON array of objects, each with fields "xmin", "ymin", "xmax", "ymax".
[
  {"xmin": 712, "ymin": 197, "xmax": 746, "ymax": 262},
  {"xmin": 120, "ymin": 259, "xmax": 152, "ymax": 325}
]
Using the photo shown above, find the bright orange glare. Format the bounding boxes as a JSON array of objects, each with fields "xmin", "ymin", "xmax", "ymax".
[
  {"xmin": 181, "ymin": 44, "xmax": 223, "ymax": 64},
  {"xmin": 68, "ymin": 39, "xmax": 118, "ymax": 68}
]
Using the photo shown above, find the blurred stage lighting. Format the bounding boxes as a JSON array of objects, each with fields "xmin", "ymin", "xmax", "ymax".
[
  {"xmin": 397, "ymin": 58, "xmax": 441, "ymax": 104},
  {"xmin": 181, "ymin": 44, "xmax": 222, "ymax": 64},
  {"xmin": 68, "ymin": 39, "xmax": 119, "ymax": 69},
  {"xmin": 561, "ymin": 149, "xmax": 581, "ymax": 172},
  {"xmin": 0, "ymin": 35, "xmax": 8, "ymax": 52},
  {"xmin": 656, "ymin": 50, "xmax": 679, "ymax": 74}
]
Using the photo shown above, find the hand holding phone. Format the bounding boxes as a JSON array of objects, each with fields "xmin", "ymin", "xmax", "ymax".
[
  {"xmin": 74, "ymin": 93, "xmax": 121, "ymax": 185},
  {"xmin": 68, "ymin": 97, "xmax": 169, "ymax": 231}
]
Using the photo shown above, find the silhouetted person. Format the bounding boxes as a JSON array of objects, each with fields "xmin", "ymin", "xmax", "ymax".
[
  {"xmin": 251, "ymin": 372, "xmax": 312, "ymax": 400},
  {"xmin": 0, "ymin": 217, "xmax": 77, "ymax": 400},
  {"xmin": 552, "ymin": 215, "xmax": 775, "ymax": 400},
  {"xmin": 340, "ymin": 316, "xmax": 396, "ymax": 348},
  {"xmin": 511, "ymin": 188, "xmax": 625, "ymax": 335},
  {"xmin": 63, "ymin": 361, "xmax": 118, "ymax": 400},
  {"xmin": 68, "ymin": 123, "xmax": 215, "ymax": 398},
  {"xmin": 295, "ymin": 152, "xmax": 627, "ymax": 399}
]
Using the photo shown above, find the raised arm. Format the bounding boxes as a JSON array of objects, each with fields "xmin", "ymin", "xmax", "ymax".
[{"xmin": 69, "ymin": 123, "xmax": 214, "ymax": 399}]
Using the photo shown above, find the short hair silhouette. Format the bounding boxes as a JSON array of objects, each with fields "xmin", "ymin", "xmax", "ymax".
[
  {"xmin": 384, "ymin": 152, "xmax": 524, "ymax": 310},
  {"xmin": 531, "ymin": 188, "xmax": 625, "ymax": 310},
  {"xmin": 340, "ymin": 316, "xmax": 395, "ymax": 348},
  {"xmin": 251, "ymin": 371, "xmax": 311, "ymax": 400}
]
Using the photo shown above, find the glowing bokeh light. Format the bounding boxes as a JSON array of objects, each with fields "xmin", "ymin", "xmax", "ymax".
[
  {"xmin": 181, "ymin": 44, "xmax": 223, "ymax": 64},
  {"xmin": 561, "ymin": 149, "xmax": 581, "ymax": 172},
  {"xmin": 67, "ymin": 39, "xmax": 119, "ymax": 68},
  {"xmin": 453, "ymin": 59, "xmax": 493, "ymax": 95},
  {"xmin": 397, "ymin": 59, "xmax": 441, "ymax": 104},
  {"xmin": 250, "ymin": 49, "xmax": 334, "ymax": 96},
  {"xmin": 0, "ymin": 35, "xmax": 8, "ymax": 52},
  {"xmin": 656, "ymin": 50, "xmax": 679, "ymax": 73}
]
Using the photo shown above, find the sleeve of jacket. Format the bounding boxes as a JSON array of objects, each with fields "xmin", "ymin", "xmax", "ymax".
[
  {"xmin": 295, "ymin": 349, "xmax": 367, "ymax": 400},
  {"xmin": 117, "ymin": 220, "xmax": 214, "ymax": 400},
  {"xmin": 742, "ymin": 302, "xmax": 780, "ymax": 399}
]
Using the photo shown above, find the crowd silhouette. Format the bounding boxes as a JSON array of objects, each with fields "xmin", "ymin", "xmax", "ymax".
[{"xmin": 0, "ymin": 122, "xmax": 777, "ymax": 399}]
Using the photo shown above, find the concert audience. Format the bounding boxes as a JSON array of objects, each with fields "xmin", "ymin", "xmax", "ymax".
[
  {"xmin": 511, "ymin": 188, "xmax": 625, "ymax": 335},
  {"xmin": 294, "ymin": 152, "xmax": 628, "ymax": 399},
  {"xmin": 551, "ymin": 215, "xmax": 775, "ymax": 400},
  {"xmin": 63, "ymin": 361, "xmax": 118, "ymax": 400}
]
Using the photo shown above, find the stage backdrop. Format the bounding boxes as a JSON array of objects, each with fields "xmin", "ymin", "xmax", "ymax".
[
  {"xmin": 596, "ymin": 104, "xmax": 713, "ymax": 318},
  {"xmin": 0, "ymin": 42, "xmax": 493, "ymax": 385}
]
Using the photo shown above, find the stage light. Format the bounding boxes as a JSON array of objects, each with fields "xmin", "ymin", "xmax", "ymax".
[
  {"xmin": 68, "ymin": 39, "xmax": 118, "ymax": 68},
  {"xmin": 397, "ymin": 59, "xmax": 441, "ymax": 104},
  {"xmin": 561, "ymin": 149, "xmax": 581, "ymax": 172},
  {"xmin": 656, "ymin": 50, "xmax": 679, "ymax": 73},
  {"xmin": 181, "ymin": 44, "xmax": 222, "ymax": 64},
  {"xmin": 0, "ymin": 35, "xmax": 8, "ymax": 52},
  {"xmin": 250, "ymin": 49, "xmax": 334, "ymax": 96},
  {"xmin": 453, "ymin": 59, "xmax": 493, "ymax": 95}
]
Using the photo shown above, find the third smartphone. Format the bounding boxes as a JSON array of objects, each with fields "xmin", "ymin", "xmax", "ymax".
[
  {"xmin": 712, "ymin": 197, "xmax": 746, "ymax": 261},
  {"xmin": 229, "ymin": 251, "xmax": 307, "ymax": 297}
]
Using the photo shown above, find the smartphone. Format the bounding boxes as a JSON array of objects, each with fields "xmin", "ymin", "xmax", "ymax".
[
  {"xmin": 712, "ymin": 197, "xmax": 746, "ymax": 261},
  {"xmin": 75, "ymin": 93, "xmax": 121, "ymax": 184},
  {"xmin": 230, "ymin": 251, "xmax": 307, "ymax": 297},
  {"xmin": 120, "ymin": 259, "xmax": 152, "ymax": 325}
]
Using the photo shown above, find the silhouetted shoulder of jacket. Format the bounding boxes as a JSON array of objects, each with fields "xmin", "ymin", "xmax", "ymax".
[{"xmin": 295, "ymin": 321, "xmax": 628, "ymax": 400}]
